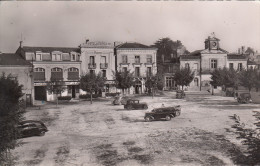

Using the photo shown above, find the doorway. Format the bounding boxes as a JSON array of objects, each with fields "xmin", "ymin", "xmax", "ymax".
[
  {"xmin": 35, "ymin": 86, "xmax": 46, "ymax": 101},
  {"xmin": 72, "ymin": 86, "xmax": 76, "ymax": 98}
]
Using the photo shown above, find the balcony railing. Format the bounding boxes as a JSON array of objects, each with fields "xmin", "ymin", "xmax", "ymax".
[
  {"xmin": 100, "ymin": 63, "xmax": 108, "ymax": 69},
  {"xmin": 88, "ymin": 63, "xmax": 96, "ymax": 69}
]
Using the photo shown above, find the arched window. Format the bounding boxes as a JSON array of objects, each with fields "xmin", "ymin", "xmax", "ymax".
[
  {"xmin": 51, "ymin": 67, "xmax": 63, "ymax": 81},
  {"xmin": 68, "ymin": 67, "xmax": 79, "ymax": 80},
  {"xmin": 34, "ymin": 68, "xmax": 45, "ymax": 81}
]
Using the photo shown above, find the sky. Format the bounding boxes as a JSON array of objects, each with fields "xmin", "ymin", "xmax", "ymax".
[{"xmin": 0, "ymin": 1, "xmax": 259, "ymax": 53}]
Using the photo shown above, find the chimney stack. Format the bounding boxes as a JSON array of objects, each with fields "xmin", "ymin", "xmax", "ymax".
[
  {"xmin": 242, "ymin": 46, "xmax": 245, "ymax": 54},
  {"xmin": 86, "ymin": 39, "xmax": 89, "ymax": 44},
  {"xmin": 19, "ymin": 41, "xmax": 23, "ymax": 48}
]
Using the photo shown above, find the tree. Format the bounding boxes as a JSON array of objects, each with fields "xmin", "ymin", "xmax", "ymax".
[
  {"xmin": 145, "ymin": 75, "xmax": 162, "ymax": 98},
  {"xmin": 239, "ymin": 68, "xmax": 255, "ymax": 92},
  {"xmin": 253, "ymin": 70, "xmax": 260, "ymax": 92},
  {"xmin": 80, "ymin": 72, "xmax": 106, "ymax": 104},
  {"xmin": 113, "ymin": 70, "xmax": 134, "ymax": 95},
  {"xmin": 0, "ymin": 73, "xmax": 25, "ymax": 165},
  {"xmin": 174, "ymin": 67, "xmax": 194, "ymax": 90},
  {"xmin": 46, "ymin": 80, "xmax": 66, "ymax": 106}
]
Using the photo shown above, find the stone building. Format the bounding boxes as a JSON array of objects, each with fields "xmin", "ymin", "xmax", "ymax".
[
  {"xmin": 0, "ymin": 53, "xmax": 34, "ymax": 105},
  {"xmin": 80, "ymin": 41, "xmax": 117, "ymax": 93},
  {"xmin": 16, "ymin": 45, "xmax": 81, "ymax": 101},
  {"xmin": 115, "ymin": 42, "xmax": 157, "ymax": 94},
  {"xmin": 180, "ymin": 35, "xmax": 247, "ymax": 91}
]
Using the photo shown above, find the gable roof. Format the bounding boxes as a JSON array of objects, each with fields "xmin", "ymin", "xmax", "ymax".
[
  {"xmin": 116, "ymin": 42, "xmax": 157, "ymax": 50},
  {"xmin": 0, "ymin": 53, "xmax": 32, "ymax": 66},
  {"xmin": 21, "ymin": 46, "xmax": 80, "ymax": 53},
  {"xmin": 180, "ymin": 55, "xmax": 201, "ymax": 60}
]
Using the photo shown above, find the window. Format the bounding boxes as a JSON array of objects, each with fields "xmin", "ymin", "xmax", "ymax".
[
  {"xmin": 238, "ymin": 63, "xmax": 243, "ymax": 71},
  {"xmin": 36, "ymin": 54, "xmax": 42, "ymax": 61},
  {"xmin": 102, "ymin": 70, "xmax": 106, "ymax": 78},
  {"xmin": 229, "ymin": 63, "xmax": 234, "ymax": 69},
  {"xmin": 90, "ymin": 56, "xmax": 95, "ymax": 64},
  {"xmin": 147, "ymin": 55, "xmax": 152, "ymax": 63},
  {"xmin": 122, "ymin": 55, "xmax": 128, "ymax": 63},
  {"xmin": 210, "ymin": 59, "xmax": 217, "ymax": 69},
  {"xmin": 168, "ymin": 66, "xmax": 173, "ymax": 73},
  {"xmin": 185, "ymin": 63, "xmax": 190, "ymax": 69},
  {"xmin": 101, "ymin": 56, "xmax": 106, "ymax": 63},
  {"xmin": 166, "ymin": 77, "xmax": 174, "ymax": 88},
  {"xmin": 135, "ymin": 56, "xmax": 140, "ymax": 64},
  {"xmin": 52, "ymin": 54, "xmax": 62, "ymax": 61},
  {"xmin": 72, "ymin": 54, "xmax": 76, "ymax": 61},
  {"xmin": 34, "ymin": 68, "xmax": 45, "ymax": 81},
  {"xmin": 147, "ymin": 67, "xmax": 152, "ymax": 77},
  {"xmin": 122, "ymin": 67, "xmax": 127, "ymax": 73},
  {"xmin": 68, "ymin": 68, "xmax": 79, "ymax": 80},
  {"xmin": 135, "ymin": 67, "xmax": 140, "ymax": 77},
  {"xmin": 194, "ymin": 78, "xmax": 199, "ymax": 86},
  {"xmin": 51, "ymin": 68, "xmax": 63, "ymax": 81}
]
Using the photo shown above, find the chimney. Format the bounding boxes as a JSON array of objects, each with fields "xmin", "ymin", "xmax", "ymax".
[
  {"xmin": 19, "ymin": 41, "xmax": 23, "ymax": 48},
  {"xmin": 242, "ymin": 46, "xmax": 245, "ymax": 54},
  {"xmin": 238, "ymin": 48, "xmax": 241, "ymax": 54},
  {"xmin": 86, "ymin": 39, "xmax": 89, "ymax": 44}
]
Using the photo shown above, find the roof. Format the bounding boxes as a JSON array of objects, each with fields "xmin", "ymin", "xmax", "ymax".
[
  {"xmin": 180, "ymin": 55, "xmax": 201, "ymax": 60},
  {"xmin": 116, "ymin": 42, "xmax": 157, "ymax": 50},
  {"xmin": 227, "ymin": 54, "xmax": 247, "ymax": 60},
  {"xmin": 21, "ymin": 46, "xmax": 80, "ymax": 53},
  {"xmin": 0, "ymin": 53, "xmax": 32, "ymax": 66}
]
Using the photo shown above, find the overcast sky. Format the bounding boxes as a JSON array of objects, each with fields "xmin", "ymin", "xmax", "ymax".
[{"xmin": 0, "ymin": 2, "xmax": 259, "ymax": 53}]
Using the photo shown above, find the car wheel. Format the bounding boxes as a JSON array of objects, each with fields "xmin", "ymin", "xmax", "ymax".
[
  {"xmin": 38, "ymin": 131, "xmax": 45, "ymax": 136},
  {"xmin": 143, "ymin": 105, "xmax": 148, "ymax": 109},
  {"xmin": 175, "ymin": 111, "xmax": 181, "ymax": 116},
  {"xmin": 165, "ymin": 115, "xmax": 171, "ymax": 121},
  {"xmin": 145, "ymin": 116, "xmax": 152, "ymax": 122},
  {"xmin": 127, "ymin": 105, "xmax": 132, "ymax": 110}
]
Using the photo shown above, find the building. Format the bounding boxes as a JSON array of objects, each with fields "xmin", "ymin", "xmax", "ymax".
[
  {"xmin": 16, "ymin": 44, "xmax": 81, "ymax": 101},
  {"xmin": 115, "ymin": 42, "xmax": 157, "ymax": 94},
  {"xmin": 180, "ymin": 35, "xmax": 247, "ymax": 91},
  {"xmin": 0, "ymin": 53, "xmax": 34, "ymax": 105},
  {"xmin": 80, "ymin": 41, "xmax": 117, "ymax": 93}
]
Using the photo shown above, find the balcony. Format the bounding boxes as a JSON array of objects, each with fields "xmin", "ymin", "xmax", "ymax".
[
  {"xmin": 100, "ymin": 63, "xmax": 108, "ymax": 69},
  {"xmin": 88, "ymin": 63, "xmax": 96, "ymax": 69}
]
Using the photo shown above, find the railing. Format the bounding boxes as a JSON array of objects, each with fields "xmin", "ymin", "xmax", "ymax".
[
  {"xmin": 88, "ymin": 63, "xmax": 96, "ymax": 69},
  {"xmin": 100, "ymin": 63, "xmax": 108, "ymax": 69}
]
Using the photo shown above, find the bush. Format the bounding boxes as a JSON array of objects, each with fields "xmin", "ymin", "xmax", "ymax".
[
  {"xmin": 57, "ymin": 96, "xmax": 72, "ymax": 100},
  {"xmin": 79, "ymin": 94, "xmax": 101, "ymax": 99},
  {"xmin": 105, "ymin": 93, "xmax": 120, "ymax": 97}
]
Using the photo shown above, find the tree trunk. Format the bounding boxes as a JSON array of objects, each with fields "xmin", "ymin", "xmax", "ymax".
[
  {"xmin": 212, "ymin": 86, "xmax": 214, "ymax": 95},
  {"xmin": 152, "ymin": 87, "xmax": 154, "ymax": 99},
  {"xmin": 90, "ymin": 92, "xmax": 93, "ymax": 104},
  {"xmin": 182, "ymin": 85, "xmax": 184, "ymax": 90}
]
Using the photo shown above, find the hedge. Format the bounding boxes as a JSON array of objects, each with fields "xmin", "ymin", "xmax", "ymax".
[
  {"xmin": 105, "ymin": 93, "xmax": 121, "ymax": 97},
  {"xmin": 79, "ymin": 94, "xmax": 101, "ymax": 99},
  {"xmin": 57, "ymin": 96, "xmax": 72, "ymax": 100}
]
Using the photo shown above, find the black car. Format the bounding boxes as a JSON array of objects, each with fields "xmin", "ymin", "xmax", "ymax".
[
  {"xmin": 144, "ymin": 105, "xmax": 181, "ymax": 122},
  {"xmin": 124, "ymin": 99, "xmax": 148, "ymax": 110},
  {"xmin": 17, "ymin": 120, "xmax": 48, "ymax": 138}
]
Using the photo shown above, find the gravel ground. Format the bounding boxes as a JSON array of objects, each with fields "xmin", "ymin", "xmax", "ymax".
[{"xmin": 12, "ymin": 91, "xmax": 260, "ymax": 166}]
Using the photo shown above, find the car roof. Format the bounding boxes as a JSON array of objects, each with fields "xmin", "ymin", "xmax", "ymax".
[{"xmin": 153, "ymin": 106, "xmax": 179, "ymax": 110}]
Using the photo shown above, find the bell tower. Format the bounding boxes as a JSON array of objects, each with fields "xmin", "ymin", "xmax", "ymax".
[{"xmin": 204, "ymin": 33, "xmax": 220, "ymax": 50}]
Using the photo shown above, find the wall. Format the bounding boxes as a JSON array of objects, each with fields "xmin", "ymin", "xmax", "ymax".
[
  {"xmin": 227, "ymin": 59, "xmax": 247, "ymax": 70},
  {"xmin": 201, "ymin": 53, "xmax": 227, "ymax": 71},
  {"xmin": 0, "ymin": 66, "xmax": 34, "ymax": 104}
]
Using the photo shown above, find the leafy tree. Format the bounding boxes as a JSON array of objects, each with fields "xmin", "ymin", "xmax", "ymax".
[
  {"xmin": 239, "ymin": 68, "xmax": 256, "ymax": 92},
  {"xmin": 174, "ymin": 67, "xmax": 194, "ymax": 90},
  {"xmin": 253, "ymin": 70, "xmax": 260, "ymax": 92},
  {"xmin": 0, "ymin": 73, "xmax": 25, "ymax": 165},
  {"xmin": 113, "ymin": 70, "xmax": 134, "ymax": 95},
  {"xmin": 152, "ymin": 38, "xmax": 188, "ymax": 63},
  {"xmin": 46, "ymin": 80, "xmax": 66, "ymax": 106},
  {"xmin": 145, "ymin": 75, "xmax": 162, "ymax": 98},
  {"xmin": 80, "ymin": 72, "xmax": 106, "ymax": 104}
]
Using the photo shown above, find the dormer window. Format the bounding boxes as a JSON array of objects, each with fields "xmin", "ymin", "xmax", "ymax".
[
  {"xmin": 52, "ymin": 53, "xmax": 62, "ymax": 61},
  {"xmin": 36, "ymin": 53, "xmax": 42, "ymax": 61},
  {"xmin": 71, "ymin": 54, "xmax": 76, "ymax": 61}
]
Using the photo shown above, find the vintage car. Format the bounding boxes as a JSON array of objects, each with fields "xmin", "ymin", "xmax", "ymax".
[
  {"xmin": 17, "ymin": 120, "xmax": 48, "ymax": 138},
  {"xmin": 176, "ymin": 90, "xmax": 185, "ymax": 99},
  {"xmin": 112, "ymin": 96, "xmax": 129, "ymax": 105},
  {"xmin": 144, "ymin": 105, "xmax": 181, "ymax": 122},
  {"xmin": 124, "ymin": 99, "xmax": 148, "ymax": 110},
  {"xmin": 236, "ymin": 92, "xmax": 252, "ymax": 104}
]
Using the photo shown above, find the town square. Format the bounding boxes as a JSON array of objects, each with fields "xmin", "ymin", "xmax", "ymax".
[{"xmin": 0, "ymin": 1, "xmax": 259, "ymax": 166}]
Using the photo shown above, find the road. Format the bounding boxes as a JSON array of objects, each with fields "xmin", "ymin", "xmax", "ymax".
[{"xmin": 12, "ymin": 91, "xmax": 260, "ymax": 166}]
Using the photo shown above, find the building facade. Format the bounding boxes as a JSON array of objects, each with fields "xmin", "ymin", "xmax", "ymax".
[
  {"xmin": 115, "ymin": 43, "xmax": 157, "ymax": 94},
  {"xmin": 16, "ymin": 45, "xmax": 81, "ymax": 101},
  {"xmin": 0, "ymin": 53, "xmax": 34, "ymax": 105},
  {"xmin": 80, "ymin": 41, "xmax": 117, "ymax": 93},
  {"xmin": 180, "ymin": 35, "xmax": 247, "ymax": 91}
]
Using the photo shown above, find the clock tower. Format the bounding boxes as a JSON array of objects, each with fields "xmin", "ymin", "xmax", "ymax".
[{"xmin": 204, "ymin": 35, "xmax": 220, "ymax": 50}]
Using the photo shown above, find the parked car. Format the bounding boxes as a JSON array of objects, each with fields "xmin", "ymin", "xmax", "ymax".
[
  {"xmin": 176, "ymin": 90, "xmax": 185, "ymax": 99},
  {"xmin": 112, "ymin": 96, "xmax": 129, "ymax": 105},
  {"xmin": 144, "ymin": 105, "xmax": 181, "ymax": 122},
  {"xmin": 17, "ymin": 120, "xmax": 48, "ymax": 138},
  {"xmin": 236, "ymin": 92, "xmax": 252, "ymax": 104},
  {"xmin": 124, "ymin": 99, "xmax": 148, "ymax": 110}
]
